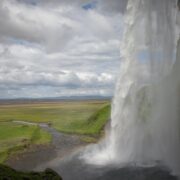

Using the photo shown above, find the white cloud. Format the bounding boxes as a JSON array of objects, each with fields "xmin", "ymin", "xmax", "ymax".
[{"xmin": 0, "ymin": 0, "xmax": 124, "ymax": 98}]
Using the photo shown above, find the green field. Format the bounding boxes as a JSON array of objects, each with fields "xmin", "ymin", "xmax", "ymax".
[
  {"xmin": 0, "ymin": 122, "xmax": 51, "ymax": 163},
  {"xmin": 0, "ymin": 100, "xmax": 111, "ymax": 163},
  {"xmin": 0, "ymin": 100, "xmax": 110, "ymax": 134}
]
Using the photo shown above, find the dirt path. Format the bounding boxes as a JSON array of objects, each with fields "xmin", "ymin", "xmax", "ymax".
[{"xmin": 6, "ymin": 122, "xmax": 88, "ymax": 171}]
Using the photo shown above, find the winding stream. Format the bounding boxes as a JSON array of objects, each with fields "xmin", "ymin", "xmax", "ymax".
[{"xmin": 6, "ymin": 121, "xmax": 87, "ymax": 171}]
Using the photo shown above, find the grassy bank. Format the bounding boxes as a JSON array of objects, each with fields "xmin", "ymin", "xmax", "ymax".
[
  {"xmin": 0, "ymin": 122, "xmax": 51, "ymax": 163},
  {"xmin": 53, "ymin": 103, "xmax": 111, "ymax": 135}
]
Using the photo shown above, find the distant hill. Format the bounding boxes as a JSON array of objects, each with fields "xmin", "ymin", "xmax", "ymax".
[{"xmin": 0, "ymin": 96, "xmax": 112, "ymax": 104}]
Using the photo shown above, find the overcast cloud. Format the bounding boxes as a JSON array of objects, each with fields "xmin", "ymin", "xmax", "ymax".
[{"xmin": 0, "ymin": 0, "xmax": 127, "ymax": 98}]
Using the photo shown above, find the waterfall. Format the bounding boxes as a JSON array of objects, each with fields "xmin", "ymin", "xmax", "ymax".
[{"xmin": 81, "ymin": 0, "xmax": 180, "ymax": 175}]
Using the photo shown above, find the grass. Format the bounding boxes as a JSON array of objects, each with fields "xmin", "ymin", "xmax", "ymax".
[
  {"xmin": 53, "ymin": 103, "xmax": 111, "ymax": 135},
  {"xmin": 0, "ymin": 101, "xmax": 107, "ymax": 123},
  {"xmin": 0, "ymin": 122, "xmax": 51, "ymax": 163},
  {"xmin": 0, "ymin": 100, "xmax": 110, "ymax": 135},
  {"xmin": 0, "ymin": 100, "xmax": 111, "ymax": 162}
]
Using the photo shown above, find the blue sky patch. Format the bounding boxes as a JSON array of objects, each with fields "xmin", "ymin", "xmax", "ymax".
[
  {"xmin": 8, "ymin": 37, "xmax": 40, "ymax": 48},
  {"xmin": 17, "ymin": 0, "xmax": 37, "ymax": 6},
  {"xmin": 82, "ymin": 1, "xmax": 97, "ymax": 10}
]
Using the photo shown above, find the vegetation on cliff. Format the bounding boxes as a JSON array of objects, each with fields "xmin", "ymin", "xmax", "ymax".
[{"xmin": 0, "ymin": 164, "xmax": 62, "ymax": 180}]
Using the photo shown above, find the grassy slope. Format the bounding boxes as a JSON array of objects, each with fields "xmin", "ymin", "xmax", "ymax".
[
  {"xmin": 53, "ymin": 103, "xmax": 111, "ymax": 135},
  {"xmin": 0, "ymin": 122, "xmax": 51, "ymax": 163}
]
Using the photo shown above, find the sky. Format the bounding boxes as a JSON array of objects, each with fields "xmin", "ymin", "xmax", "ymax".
[{"xmin": 0, "ymin": 0, "xmax": 128, "ymax": 99}]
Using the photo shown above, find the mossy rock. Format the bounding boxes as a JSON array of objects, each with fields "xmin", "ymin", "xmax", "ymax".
[{"xmin": 0, "ymin": 164, "xmax": 62, "ymax": 180}]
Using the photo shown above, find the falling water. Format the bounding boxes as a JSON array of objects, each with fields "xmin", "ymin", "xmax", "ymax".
[{"xmin": 81, "ymin": 0, "xmax": 180, "ymax": 175}]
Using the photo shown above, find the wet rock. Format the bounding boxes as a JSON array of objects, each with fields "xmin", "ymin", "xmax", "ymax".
[{"xmin": 0, "ymin": 164, "xmax": 63, "ymax": 180}]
